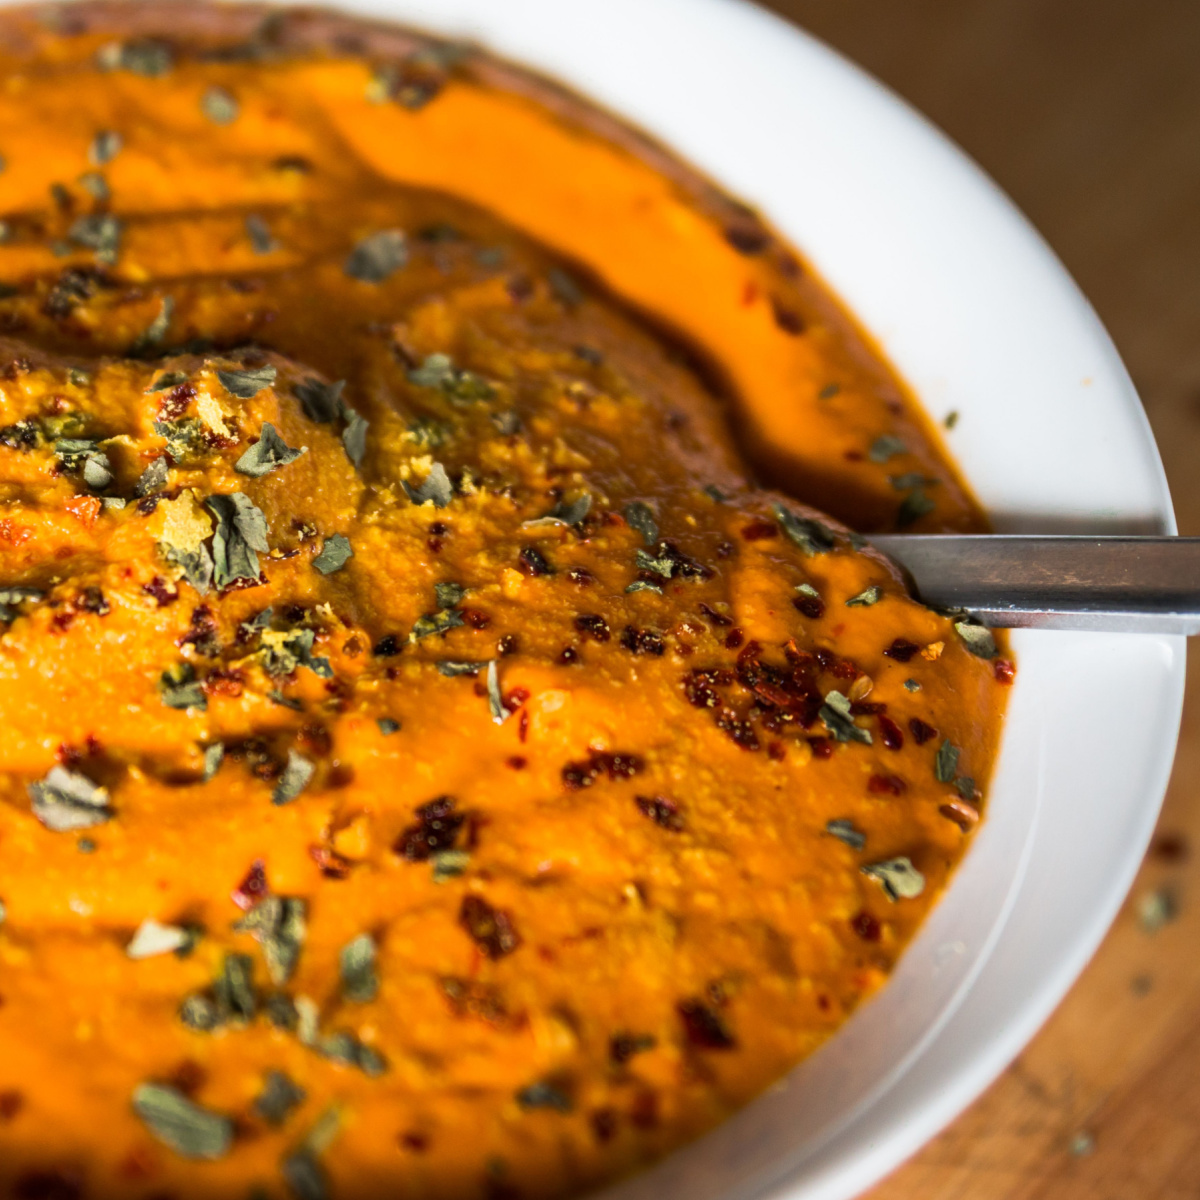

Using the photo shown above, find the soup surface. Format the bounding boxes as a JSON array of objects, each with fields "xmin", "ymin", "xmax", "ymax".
[{"xmin": 0, "ymin": 6, "xmax": 1011, "ymax": 1199}]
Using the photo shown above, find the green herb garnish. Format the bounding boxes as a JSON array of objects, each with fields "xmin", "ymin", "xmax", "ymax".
[
  {"xmin": 845, "ymin": 586, "xmax": 883, "ymax": 607},
  {"xmin": 624, "ymin": 500, "xmax": 658, "ymax": 545},
  {"xmin": 312, "ymin": 534, "xmax": 352, "ymax": 575},
  {"xmin": 402, "ymin": 462, "xmax": 453, "ymax": 508},
  {"xmin": 254, "ymin": 1071, "xmax": 306, "ymax": 1126},
  {"xmin": 207, "ymin": 492, "xmax": 269, "ymax": 590},
  {"xmin": 218, "ymin": 364, "xmax": 277, "ymax": 399},
  {"xmin": 234, "ymin": 896, "xmax": 307, "ymax": 984},
  {"xmin": 344, "ymin": 229, "xmax": 408, "ymax": 282},
  {"xmin": 201, "ymin": 86, "xmax": 239, "ymax": 125},
  {"xmin": 235, "ymin": 423, "xmax": 305, "ymax": 477},
  {"xmin": 773, "ymin": 503, "xmax": 836, "ymax": 555},
  {"xmin": 159, "ymin": 662, "xmax": 206, "ymax": 711},
  {"xmin": 868, "ymin": 434, "xmax": 906, "ymax": 463},
  {"xmin": 819, "ymin": 690, "xmax": 872, "ymax": 745},
  {"xmin": 825, "ymin": 818, "xmax": 866, "ymax": 850},
  {"xmin": 272, "ymin": 751, "xmax": 314, "ymax": 807},
  {"xmin": 410, "ymin": 608, "xmax": 465, "ymax": 641},
  {"xmin": 861, "ymin": 856, "xmax": 925, "ymax": 901},
  {"xmin": 934, "ymin": 739, "xmax": 960, "ymax": 783},
  {"xmin": 132, "ymin": 1084, "xmax": 233, "ymax": 1160},
  {"xmin": 340, "ymin": 933, "xmax": 378, "ymax": 1003},
  {"xmin": 295, "ymin": 378, "xmax": 345, "ymax": 423},
  {"xmin": 954, "ymin": 620, "xmax": 997, "ymax": 659}
]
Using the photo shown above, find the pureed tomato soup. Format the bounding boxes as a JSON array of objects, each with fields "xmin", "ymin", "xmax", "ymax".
[{"xmin": 0, "ymin": 6, "xmax": 1010, "ymax": 1198}]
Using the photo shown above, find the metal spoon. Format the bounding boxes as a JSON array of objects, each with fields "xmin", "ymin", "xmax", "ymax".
[{"xmin": 866, "ymin": 535, "xmax": 1200, "ymax": 635}]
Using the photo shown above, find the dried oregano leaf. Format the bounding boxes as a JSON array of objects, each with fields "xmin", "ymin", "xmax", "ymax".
[
  {"xmin": 311, "ymin": 535, "xmax": 353, "ymax": 577},
  {"xmin": 861, "ymin": 856, "xmax": 925, "ymax": 901},
  {"xmin": 207, "ymin": 492, "xmax": 269, "ymax": 590},
  {"xmin": 132, "ymin": 1083, "xmax": 233, "ymax": 1160},
  {"xmin": 218, "ymin": 364, "xmax": 277, "ymax": 399},
  {"xmin": 825, "ymin": 818, "xmax": 866, "ymax": 851},
  {"xmin": 235, "ymin": 423, "xmax": 305, "ymax": 478},
  {"xmin": 344, "ymin": 229, "xmax": 407, "ymax": 282},
  {"xmin": 28, "ymin": 766, "xmax": 113, "ymax": 831},
  {"xmin": 254, "ymin": 1070, "xmax": 306, "ymax": 1126},
  {"xmin": 773, "ymin": 503, "xmax": 836, "ymax": 556},
  {"xmin": 340, "ymin": 933, "xmax": 378, "ymax": 1003},
  {"xmin": 954, "ymin": 620, "xmax": 998, "ymax": 659},
  {"xmin": 272, "ymin": 750, "xmax": 315, "ymax": 807},
  {"xmin": 818, "ymin": 690, "xmax": 872, "ymax": 745},
  {"xmin": 402, "ymin": 462, "xmax": 453, "ymax": 508},
  {"xmin": 233, "ymin": 895, "xmax": 307, "ymax": 985}
]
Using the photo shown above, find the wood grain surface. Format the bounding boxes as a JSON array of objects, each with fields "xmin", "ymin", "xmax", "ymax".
[{"xmin": 758, "ymin": 1, "xmax": 1200, "ymax": 1195}]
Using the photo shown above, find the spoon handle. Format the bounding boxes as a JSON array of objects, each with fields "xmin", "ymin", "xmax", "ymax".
[{"xmin": 866, "ymin": 535, "xmax": 1200, "ymax": 634}]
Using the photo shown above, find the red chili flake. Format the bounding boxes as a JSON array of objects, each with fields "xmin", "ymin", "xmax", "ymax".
[
  {"xmin": 232, "ymin": 860, "xmax": 269, "ymax": 911},
  {"xmin": 427, "ymin": 536, "xmax": 444, "ymax": 553},
  {"xmin": 993, "ymin": 658, "xmax": 1016, "ymax": 685},
  {"xmin": 770, "ymin": 298, "xmax": 805, "ymax": 335},
  {"xmin": 517, "ymin": 546, "xmax": 552, "ymax": 577},
  {"xmin": 630, "ymin": 1088, "xmax": 660, "ymax": 1129},
  {"xmin": 50, "ymin": 610, "xmax": 75, "ymax": 633},
  {"xmin": 909, "ymin": 718, "xmax": 938, "ymax": 745},
  {"xmin": 141, "ymin": 576, "xmax": 178, "ymax": 607},
  {"xmin": 202, "ymin": 668, "xmax": 244, "ymax": 699},
  {"xmin": 0, "ymin": 1090, "xmax": 23, "ymax": 1121},
  {"xmin": 395, "ymin": 797, "xmax": 464, "ymax": 861},
  {"xmin": 698, "ymin": 602, "xmax": 733, "ymax": 627},
  {"xmin": 54, "ymin": 742, "xmax": 83, "ymax": 769},
  {"xmin": 505, "ymin": 687, "xmax": 530, "ymax": 711},
  {"xmin": 715, "ymin": 706, "xmax": 759, "ymax": 750},
  {"xmin": 567, "ymin": 567, "xmax": 594, "ymax": 587},
  {"xmin": 308, "ymin": 844, "xmax": 352, "ymax": 879},
  {"xmin": 740, "ymin": 520, "xmax": 779, "ymax": 541},
  {"xmin": 459, "ymin": 895, "xmax": 521, "ymax": 959},
  {"xmin": 883, "ymin": 638, "xmax": 920, "ymax": 663},
  {"xmin": 562, "ymin": 750, "xmax": 645, "ymax": 790},
  {"xmin": 506, "ymin": 273, "xmax": 534, "ymax": 302},
  {"xmin": 497, "ymin": 633, "xmax": 519, "ymax": 656},
  {"xmin": 558, "ymin": 647, "xmax": 579, "ymax": 664},
  {"xmin": 620, "ymin": 625, "xmax": 665, "ymax": 656},
  {"xmin": 635, "ymin": 795, "xmax": 684, "ymax": 831},
  {"xmin": 167, "ymin": 1059, "xmax": 207, "ymax": 1096},
  {"xmin": 850, "ymin": 700, "xmax": 886, "ymax": 716},
  {"xmin": 1152, "ymin": 832, "xmax": 1189, "ymax": 862},
  {"xmin": 518, "ymin": 709, "xmax": 529, "ymax": 743},
  {"xmin": 158, "ymin": 382, "xmax": 195, "ymax": 421},
  {"xmin": 462, "ymin": 608, "xmax": 491, "ymax": 630},
  {"xmin": 829, "ymin": 657, "xmax": 860, "ymax": 681},
  {"xmin": 878, "ymin": 714, "xmax": 905, "ymax": 750},
  {"xmin": 13, "ymin": 1171, "xmax": 83, "ymax": 1200},
  {"xmin": 793, "ymin": 593, "xmax": 826, "ymax": 619},
  {"xmin": 575, "ymin": 614, "xmax": 611, "ymax": 642},
  {"xmin": 868, "ymin": 773, "xmax": 907, "ymax": 796},
  {"xmin": 297, "ymin": 723, "xmax": 332, "ymax": 756},
  {"xmin": 808, "ymin": 737, "xmax": 834, "ymax": 759},
  {"xmin": 429, "ymin": 521, "xmax": 449, "ymax": 537},
  {"xmin": 590, "ymin": 1107, "xmax": 618, "ymax": 1143},
  {"xmin": 506, "ymin": 756, "xmax": 527, "ymax": 770},
  {"xmin": 767, "ymin": 741, "xmax": 786, "ymax": 761},
  {"xmin": 851, "ymin": 911, "xmax": 881, "ymax": 942},
  {"xmin": 724, "ymin": 628, "xmax": 745, "ymax": 650},
  {"xmin": 677, "ymin": 999, "xmax": 736, "ymax": 1049},
  {"xmin": 399, "ymin": 1131, "xmax": 429, "ymax": 1153},
  {"xmin": 844, "ymin": 450, "xmax": 864, "ymax": 462},
  {"xmin": 725, "ymin": 224, "xmax": 769, "ymax": 255}
]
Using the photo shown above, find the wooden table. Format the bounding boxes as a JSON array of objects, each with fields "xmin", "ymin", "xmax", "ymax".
[{"xmin": 760, "ymin": 1, "xmax": 1200, "ymax": 1194}]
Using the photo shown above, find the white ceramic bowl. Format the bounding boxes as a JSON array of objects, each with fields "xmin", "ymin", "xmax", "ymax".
[{"xmin": 34, "ymin": 0, "xmax": 1188, "ymax": 1196}]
